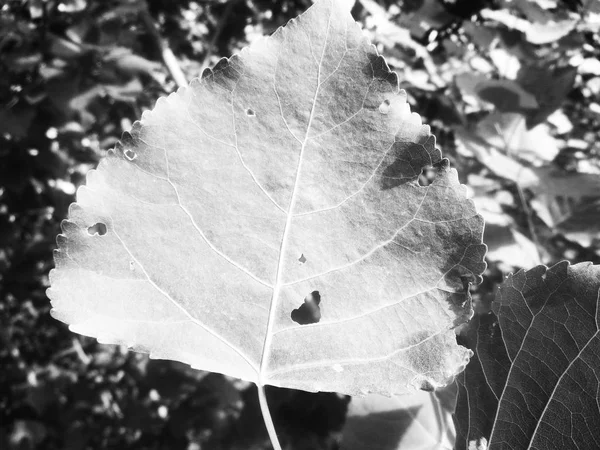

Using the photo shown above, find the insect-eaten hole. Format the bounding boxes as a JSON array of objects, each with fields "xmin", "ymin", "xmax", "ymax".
[
  {"xmin": 418, "ymin": 166, "xmax": 436, "ymax": 186},
  {"xmin": 87, "ymin": 222, "xmax": 107, "ymax": 236},
  {"xmin": 298, "ymin": 253, "xmax": 307, "ymax": 264},
  {"xmin": 291, "ymin": 291, "xmax": 321, "ymax": 325},
  {"xmin": 124, "ymin": 148, "xmax": 137, "ymax": 161},
  {"xmin": 245, "ymin": 108, "xmax": 256, "ymax": 117},
  {"xmin": 378, "ymin": 99, "xmax": 391, "ymax": 114}
]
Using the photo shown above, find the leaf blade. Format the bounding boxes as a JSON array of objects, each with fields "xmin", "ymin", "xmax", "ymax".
[
  {"xmin": 455, "ymin": 261, "xmax": 600, "ymax": 449},
  {"xmin": 48, "ymin": 0, "xmax": 486, "ymax": 396}
]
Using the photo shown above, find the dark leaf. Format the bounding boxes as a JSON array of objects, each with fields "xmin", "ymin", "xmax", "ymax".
[
  {"xmin": 455, "ymin": 261, "xmax": 600, "ymax": 449},
  {"xmin": 517, "ymin": 64, "xmax": 577, "ymax": 127}
]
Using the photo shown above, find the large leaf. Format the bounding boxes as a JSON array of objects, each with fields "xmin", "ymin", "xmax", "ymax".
[
  {"xmin": 454, "ymin": 261, "xmax": 600, "ymax": 449},
  {"xmin": 47, "ymin": 0, "xmax": 486, "ymax": 396}
]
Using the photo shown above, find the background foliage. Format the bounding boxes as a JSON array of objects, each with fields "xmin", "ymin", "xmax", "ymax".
[{"xmin": 1, "ymin": 0, "xmax": 599, "ymax": 449}]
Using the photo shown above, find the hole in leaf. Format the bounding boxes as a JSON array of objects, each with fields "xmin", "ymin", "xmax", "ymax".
[
  {"xmin": 378, "ymin": 99, "xmax": 391, "ymax": 114},
  {"xmin": 418, "ymin": 166, "xmax": 436, "ymax": 186},
  {"xmin": 291, "ymin": 291, "xmax": 321, "ymax": 325},
  {"xmin": 124, "ymin": 148, "xmax": 137, "ymax": 161},
  {"xmin": 298, "ymin": 253, "xmax": 307, "ymax": 264},
  {"xmin": 87, "ymin": 222, "xmax": 107, "ymax": 236},
  {"xmin": 245, "ymin": 108, "xmax": 256, "ymax": 117}
]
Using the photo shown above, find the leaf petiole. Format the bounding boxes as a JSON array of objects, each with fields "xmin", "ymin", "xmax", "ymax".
[{"xmin": 258, "ymin": 383, "xmax": 282, "ymax": 450}]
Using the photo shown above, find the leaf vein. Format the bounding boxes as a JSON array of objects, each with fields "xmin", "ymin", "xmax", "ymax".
[
  {"xmin": 109, "ymin": 221, "xmax": 258, "ymax": 372},
  {"xmin": 267, "ymin": 329, "xmax": 445, "ymax": 377}
]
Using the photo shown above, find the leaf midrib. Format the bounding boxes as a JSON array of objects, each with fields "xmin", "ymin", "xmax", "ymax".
[{"xmin": 257, "ymin": 10, "xmax": 333, "ymax": 383}]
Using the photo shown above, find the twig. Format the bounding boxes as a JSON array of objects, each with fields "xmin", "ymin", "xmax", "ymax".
[
  {"xmin": 200, "ymin": 0, "xmax": 235, "ymax": 74},
  {"xmin": 494, "ymin": 116, "xmax": 545, "ymax": 265},
  {"xmin": 514, "ymin": 174, "xmax": 544, "ymax": 265},
  {"xmin": 258, "ymin": 383, "xmax": 282, "ymax": 450},
  {"xmin": 139, "ymin": 5, "xmax": 187, "ymax": 88},
  {"xmin": 53, "ymin": 337, "xmax": 91, "ymax": 364},
  {"xmin": 72, "ymin": 337, "xmax": 92, "ymax": 365}
]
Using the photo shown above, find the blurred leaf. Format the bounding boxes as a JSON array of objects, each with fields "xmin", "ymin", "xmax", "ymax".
[
  {"xmin": 103, "ymin": 78, "xmax": 144, "ymax": 103},
  {"xmin": 103, "ymin": 47, "xmax": 164, "ymax": 80},
  {"xmin": 524, "ymin": 19, "xmax": 577, "ymax": 44},
  {"xmin": 7, "ymin": 52, "xmax": 42, "ymax": 72},
  {"xmin": 578, "ymin": 58, "xmax": 600, "ymax": 75},
  {"xmin": 546, "ymin": 109, "xmax": 573, "ymax": 134},
  {"xmin": 583, "ymin": 0, "xmax": 600, "ymax": 13},
  {"xmin": 455, "ymin": 126, "xmax": 536, "ymax": 183},
  {"xmin": 9, "ymin": 420, "xmax": 47, "ymax": 450},
  {"xmin": 454, "ymin": 73, "xmax": 487, "ymax": 100},
  {"xmin": 484, "ymin": 224, "xmax": 541, "ymax": 269},
  {"xmin": 488, "ymin": 48, "xmax": 521, "ymax": 79},
  {"xmin": 0, "ymin": 105, "xmax": 36, "ymax": 139},
  {"xmin": 341, "ymin": 390, "xmax": 455, "ymax": 450},
  {"xmin": 554, "ymin": 198, "xmax": 600, "ymax": 247},
  {"xmin": 462, "ymin": 22, "xmax": 496, "ymax": 50},
  {"xmin": 397, "ymin": 0, "xmax": 456, "ymax": 40},
  {"xmin": 48, "ymin": 35, "xmax": 86, "ymax": 59},
  {"xmin": 475, "ymin": 80, "xmax": 539, "ymax": 112},
  {"xmin": 57, "ymin": 0, "xmax": 88, "ymax": 14},
  {"xmin": 454, "ymin": 74, "xmax": 539, "ymax": 112},
  {"xmin": 469, "ymin": 177, "xmax": 542, "ymax": 268},
  {"xmin": 517, "ymin": 64, "xmax": 577, "ymax": 127},
  {"xmin": 145, "ymin": 359, "xmax": 208, "ymax": 400},
  {"xmin": 480, "ymin": 8, "xmax": 576, "ymax": 44},
  {"xmin": 522, "ymin": 167, "xmax": 600, "ymax": 200},
  {"xmin": 524, "ymin": 167, "xmax": 600, "ymax": 241},
  {"xmin": 476, "ymin": 112, "xmax": 559, "ymax": 164}
]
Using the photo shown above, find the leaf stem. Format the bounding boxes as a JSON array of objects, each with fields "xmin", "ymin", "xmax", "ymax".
[{"xmin": 257, "ymin": 383, "xmax": 282, "ymax": 450}]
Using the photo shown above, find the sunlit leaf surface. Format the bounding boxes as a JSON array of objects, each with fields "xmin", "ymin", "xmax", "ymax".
[{"xmin": 48, "ymin": 0, "xmax": 485, "ymax": 396}]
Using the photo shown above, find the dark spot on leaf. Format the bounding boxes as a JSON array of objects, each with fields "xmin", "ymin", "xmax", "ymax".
[
  {"xmin": 213, "ymin": 57, "xmax": 229, "ymax": 72},
  {"xmin": 419, "ymin": 380, "xmax": 435, "ymax": 392},
  {"xmin": 201, "ymin": 67, "xmax": 213, "ymax": 79},
  {"xmin": 378, "ymin": 99, "xmax": 391, "ymax": 114},
  {"xmin": 129, "ymin": 261, "xmax": 135, "ymax": 271},
  {"xmin": 291, "ymin": 291, "xmax": 321, "ymax": 325},
  {"xmin": 246, "ymin": 108, "xmax": 256, "ymax": 117},
  {"xmin": 381, "ymin": 150, "xmax": 445, "ymax": 191},
  {"xmin": 124, "ymin": 148, "xmax": 137, "ymax": 161},
  {"xmin": 87, "ymin": 222, "xmax": 107, "ymax": 236},
  {"xmin": 298, "ymin": 253, "xmax": 306, "ymax": 264},
  {"xmin": 366, "ymin": 52, "xmax": 397, "ymax": 85}
]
